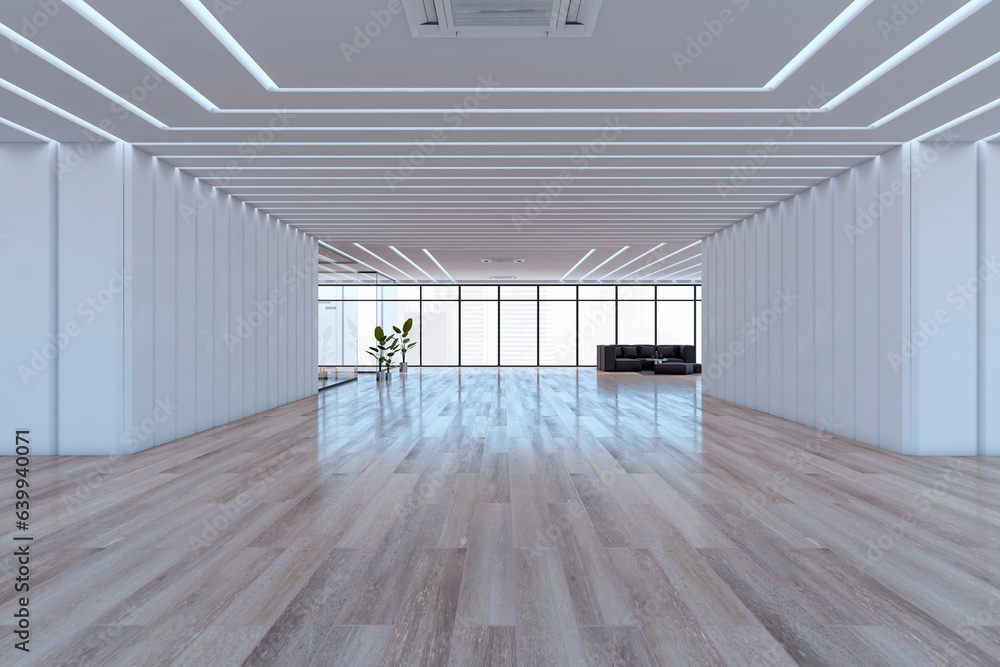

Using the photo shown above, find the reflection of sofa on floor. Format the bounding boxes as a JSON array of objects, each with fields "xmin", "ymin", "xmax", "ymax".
[{"xmin": 596, "ymin": 345, "xmax": 699, "ymax": 373}]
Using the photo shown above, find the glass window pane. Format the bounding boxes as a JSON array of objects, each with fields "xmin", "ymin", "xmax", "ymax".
[
  {"xmin": 422, "ymin": 302, "xmax": 459, "ymax": 365},
  {"xmin": 618, "ymin": 285, "xmax": 655, "ymax": 300},
  {"xmin": 424, "ymin": 285, "xmax": 458, "ymax": 299},
  {"xmin": 696, "ymin": 285, "xmax": 702, "ymax": 300},
  {"xmin": 379, "ymin": 300, "xmax": 421, "ymax": 365},
  {"xmin": 357, "ymin": 301, "xmax": 378, "ymax": 365},
  {"xmin": 379, "ymin": 285, "xmax": 420, "ymax": 300},
  {"xmin": 540, "ymin": 301, "xmax": 576, "ymax": 365},
  {"xmin": 343, "ymin": 286, "xmax": 358, "ymax": 300},
  {"xmin": 578, "ymin": 302, "xmax": 616, "ymax": 365},
  {"xmin": 579, "ymin": 285, "xmax": 616, "ymax": 300},
  {"xmin": 460, "ymin": 301, "xmax": 499, "ymax": 365},
  {"xmin": 461, "ymin": 285, "xmax": 498, "ymax": 300},
  {"xmin": 657, "ymin": 301, "xmax": 695, "ymax": 346},
  {"xmin": 501, "ymin": 301, "xmax": 537, "ymax": 365},
  {"xmin": 358, "ymin": 285, "xmax": 377, "ymax": 300},
  {"xmin": 618, "ymin": 301, "xmax": 654, "ymax": 343},
  {"xmin": 318, "ymin": 286, "xmax": 342, "ymax": 300},
  {"xmin": 540, "ymin": 285, "xmax": 576, "ymax": 300},
  {"xmin": 501, "ymin": 285, "xmax": 537, "ymax": 300},
  {"xmin": 319, "ymin": 302, "xmax": 345, "ymax": 365},
  {"xmin": 657, "ymin": 285, "xmax": 694, "ymax": 300}
]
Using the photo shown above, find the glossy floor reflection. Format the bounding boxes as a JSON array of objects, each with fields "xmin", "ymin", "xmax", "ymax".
[{"xmin": 3, "ymin": 368, "xmax": 1000, "ymax": 665}]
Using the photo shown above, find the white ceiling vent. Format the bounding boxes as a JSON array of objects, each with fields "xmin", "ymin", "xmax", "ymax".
[
  {"xmin": 481, "ymin": 258, "xmax": 526, "ymax": 263},
  {"xmin": 403, "ymin": 0, "xmax": 602, "ymax": 38}
]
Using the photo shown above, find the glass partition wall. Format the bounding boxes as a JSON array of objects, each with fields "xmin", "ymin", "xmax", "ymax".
[{"xmin": 319, "ymin": 284, "xmax": 701, "ymax": 368}]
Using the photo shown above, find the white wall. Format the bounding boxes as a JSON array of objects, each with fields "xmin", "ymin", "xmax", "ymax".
[
  {"xmin": 704, "ymin": 141, "xmax": 1000, "ymax": 456},
  {"xmin": 0, "ymin": 143, "xmax": 318, "ymax": 456}
]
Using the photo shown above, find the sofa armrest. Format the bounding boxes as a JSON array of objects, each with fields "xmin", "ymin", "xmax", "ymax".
[
  {"xmin": 597, "ymin": 345, "xmax": 617, "ymax": 371},
  {"xmin": 681, "ymin": 345, "xmax": 696, "ymax": 363}
]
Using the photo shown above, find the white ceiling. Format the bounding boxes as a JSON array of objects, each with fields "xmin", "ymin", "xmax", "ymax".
[{"xmin": 2, "ymin": 0, "xmax": 999, "ymax": 283}]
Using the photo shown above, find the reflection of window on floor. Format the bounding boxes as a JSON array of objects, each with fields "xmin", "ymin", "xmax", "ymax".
[{"xmin": 318, "ymin": 285, "xmax": 700, "ymax": 367}]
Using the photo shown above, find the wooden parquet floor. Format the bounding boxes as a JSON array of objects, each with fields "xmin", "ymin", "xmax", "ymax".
[{"xmin": 3, "ymin": 368, "xmax": 1000, "ymax": 666}]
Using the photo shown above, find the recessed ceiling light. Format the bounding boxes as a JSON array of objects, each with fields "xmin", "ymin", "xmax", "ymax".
[
  {"xmin": 178, "ymin": 0, "xmax": 277, "ymax": 90},
  {"xmin": 0, "ymin": 115, "xmax": 53, "ymax": 142},
  {"xmin": 0, "ymin": 76, "xmax": 120, "ymax": 141},
  {"xmin": 480, "ymin": 259, "xmax": 526, "ymax": 263}
]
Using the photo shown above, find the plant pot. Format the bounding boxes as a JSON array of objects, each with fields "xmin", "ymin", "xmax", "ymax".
[
  {"xmin": 376, "ymin": 370, "xmax": 390, "ymax": 382},
  {"xmin": 399, "ymin": 361, "xmax": 408, "ymax": 373}
]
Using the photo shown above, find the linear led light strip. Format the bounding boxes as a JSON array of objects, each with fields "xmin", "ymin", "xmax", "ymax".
[
  {"xmin": 0, "ymin": 115, "xmax": 53, "ymax": 141},
  {"xmin": 822, "ymin": 0, "xmax": 993, "ymax": 112},
  {"xmin": 185, "ymin": 0, "xmax": 869, "ymax": 93},
  {"xmin": 209, "ymin": 176, "xmax": 824, "ymax": 180},
  {"xmin": 916, "ymin": 93, "xmax": 1000, "ymax": 141},
  {"xmin": 139, "ymin": 142, "xmax": 896, "ymax": 146},
  {"xmin": 595, "ymin": 244, "xmax": 665, "ymax": 281},
  {"xmin": 184, "ymin": 165, "xmax": 846, "ymax": 171},
  {"xmin": 618, "ymin": 241, "xmax": 702, "ymax": 280},
  {"xmin": 317, "ymin": 242, "xmax": 395, "ymax": 281},
  {"xmin": 0, "ymin": 76, "xmax": 119, "ymax": 141},
  {"xmin": 0, "ymin": 21, "xmax": 167, "ymax": 129},
  {"xmin": 642, "ymin": 255, "xmax": 703, "ymax": 280},
  {"xmin": 657, "ymin": 265, "xmax": 703, "ymax": 282},
  {"xmin": 8, "ymin": 0, "xmax": 989, "ymax": 140},
  {"xmin": 246, "ymin": 199, "xmax": 784, "ymax": 204},
  {"xmin": 353, "ymin": 243, "xmax": 416, "ymax": 281},
  {"xmin": 561, "ymin": 249, "xmax": 596, "ymax": 282},
  {"xmin": 423, "ymin": 249, "xmax": 456, "ymax": 282},
  {"xmin": 62, "ymin": 0, "xmax": 217, "ymax": 110},
  {"xmin": 157, "ymin": 154, "xmax": 874, "ymax": 159},
  {"xmin": 577, "ymin": 247, "xmax": 632, "ymax": 281},
  {"xmin": 389, "ymin": 246, "xmax": 437, "ymax": 282}
]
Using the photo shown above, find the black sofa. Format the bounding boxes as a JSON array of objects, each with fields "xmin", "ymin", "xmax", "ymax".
[{"xmin": 596, "ymin": 344, "xmax": 696, "ymax": 372}]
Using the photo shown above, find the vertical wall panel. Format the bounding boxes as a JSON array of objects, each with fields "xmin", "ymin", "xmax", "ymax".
[
  {"xmin": 213, "ymin": 189, "xmax": 230, "ymax": 427},
  {"xmin": 195, "ymin": 182, "xmax": 215, "ymax": 433},
  {"xmin": 702, "ymin": 235, "xmax": 714, "ymax": 394},
  {"xmin": 242, "ymin": 203, "xmax": 256, "ymax": 418},
  {"xmin": 255, "ymin": 210, "xmax": 269, "ymax": 414},
  {"xmin": 780, "ymin": 199, "xmax": 798, "ymax": 422},
  {"xmin": 767, "ymin": 207, "xmax": 783, "ymax": 416},
  {"xmin": 878, "ymin": 146, "xmax": 909, "ymax": 453},
  {"xmin": 127, "ymin": 148, "xmax": 156, "ymax": 453},
  {"xmin": 755, "ymin": 213, "xmax": 769, "ymax": 409},
  {"xmin": 853, "ymin": 158, "xmax": 881, "ymax": 447},
  {"xmin": 228, "ymin": 197, "xmax": 244, "ymax": 422},
  {"xmin": 744, "ymin": 219, "xmax": 758, "ymax": 411},
  {"xmin": 832, "ymin": 171, "xmax": 856, "ymax": 438},
  {"xmin": 733, "ymin": 222, "xmax": 746, "ymax": 405},
  {"xmin": 911, "ymin": 142, "xmax": 979, "ymax": 455},
  {"xmin": 796, "ymin": 189, "xmax": 816, "ymax": 428},
  {"xmin": 813, "ymin": 180, "xmax": 835, "ymax": 432},
  {"xmin": 175, "ymin": 172, "xmax": 198, "ymax": 439},
  {"xmin": 268, "ymin": 217, "xmax": 282, "ymax": 409},
  {"xmin": 724, "ymin": 226, "xmax": 735, "ymax": 403},
  {"xmin": 153, "ymin": 160, "xmax": 177, "ymax": 446},
  {"xmin": 0, "ymin": 144, "xmax": 57, "ymax": 455},
  {"xmin": 981, "ymin": 143, "xmax": 1000, "ymax": 456}
]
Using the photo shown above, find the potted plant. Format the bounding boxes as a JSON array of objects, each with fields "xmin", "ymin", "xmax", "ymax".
[
  {"xmin": 366, "ymin": 325, "xmax": 399, "ymax": 381},
  {"xmin": 393, "ymin": 318, "xmax": 417, "ymax": 373}
]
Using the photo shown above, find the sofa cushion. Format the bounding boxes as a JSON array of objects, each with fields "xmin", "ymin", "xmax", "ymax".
[
  {"xmin": 637, "ymin": 345, "xmax": 656, "ymax": 358},
  {"xmin": 616, "ymin": 359, "xmax": 642, "ymax": 372},
  {"xmin": 615, "ymin": 346, "xmax": 624, "ymax": 357},
  {"xmin": 621, "ymin": 346, "xmax": 638, "ymax": 359},
  {"xmin": 656, "ymin": 345, "xmax": 677, "ymax": 358}
]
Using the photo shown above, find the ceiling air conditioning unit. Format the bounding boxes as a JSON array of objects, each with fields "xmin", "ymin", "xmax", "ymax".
[
  {"xmin": 481, "ymin": 258, "xmax": 526, "ymax": 263},
  {"xmin": 402, "ymin": 0, "xmax": 603, "ymax": 38}
]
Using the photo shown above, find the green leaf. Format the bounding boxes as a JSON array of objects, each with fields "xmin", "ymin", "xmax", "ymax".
[
  {"xmin": 392, "ymin": 326, "xmax": 401, "ymax": 334},
  {"xmin": 403, "ymin": 318, "xmax": 413, "ymax": 334},
  {"xmin": 374, "ymin": 325, "xmax": 384, "ymax": 340}
]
